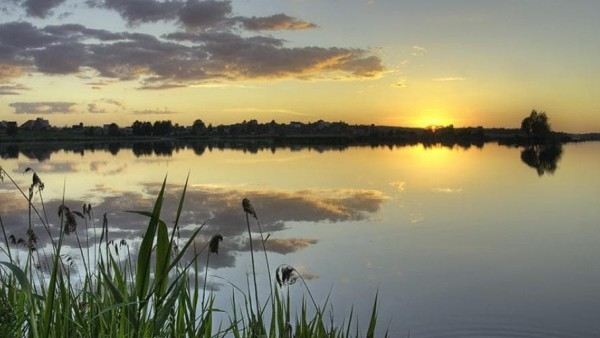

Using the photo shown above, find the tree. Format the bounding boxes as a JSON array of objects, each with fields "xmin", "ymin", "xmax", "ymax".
[
  {"xmin": 521, "ymin": 110, "xmax": 551, "ymax": 137},
  {"xmin": 6, "ymin": 122, "xmax": 18, "ymax": 136},
  {"xmin": 132, "ymin": 120, "xmax": 153, "ymax": 136},
  {"xmin": 107, "ymin": 123, "xmax": 120, "ymax": 136},
  {"xmin": 192, "ymin": 119, "xmax": 206, "ymax": 135},
  {"xmin": 152, "ymin": 120, "xmax": 173, "ymax": 136}
]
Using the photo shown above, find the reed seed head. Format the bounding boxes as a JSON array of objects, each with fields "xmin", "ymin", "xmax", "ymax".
[
  {"xmin": 242, "ymin": 198, "xmax": 257, "ymax": 219},
  {"xmin": 275, "ymin": 264, "xmax": 299, "ymax": 287},
  {"xmin": 209, "ymin": 234, "xmax": 223, "ymax": 254},
  {"xmin": 59, "ymin": 205, "xmax": 83, "ymax": 235}
]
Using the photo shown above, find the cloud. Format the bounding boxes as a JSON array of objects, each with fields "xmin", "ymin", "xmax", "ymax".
[
  {"xmin": 133, "ymin": 108, "xmax": 178, "ymax": 115},
  {"xmin": 393, "ymin": 79, "xmax": 407, "ymax": 88},
  {"xmin": 431, "ymin": 187, "xmax": 462, "ymax": 193},
  {"xmin": 89, "ymin": 0, "xmax": 182, "ymax": 25},
  {"xmin": 390, "ymin": 181, "xmax": 405, "ymax": 191},
  {"xmin": 14, "ymin": 161, "xmax": 78, "ymax": 173},
  {"xmin": 88, "ymin": 103, "xmax": 107, "ymax": 114},
  {"xmin": 177, "ymin": 0, "xmax": 232, "ymax": 28},
  {"xmin": 87, "ymin": 99, "xmax": 124, "ymax": 113},
  {"xmin": 411, "ymin": 45, "xmax": 427, "ymax": 56},
  {"xmin": 294, "ymin": 265, "xmax": 319, "ymax": 280},
  {"xmin": 9, "ymin": 101, "xmax": 76, "ymax": 114},
  {"xmin": 0, "ymin": 20, "xmax": 384, "ymax": 87},
  {"xmin": 0, "ymin": 64, "xmax": 25, "ymax": 81},
  {"xmin": 238, "ymin": 14, "xmax": 317, "ymax": 31},
  {"xmin": 101, "ymin": 98, "xmax": 124, "ymax": 108},
  {"xmin": 22, "ymin": 0, "xmax": 67, "ymax": 18},
  {"xmin": 237, "ymin": 238, "xmax": 317, "ymax": 254},
  {"xmin": 0, "ymin": 83, "xmax": 28, "ymax": 95},
  {"xmin": 89, "ymin": 0, "xmax": 314, "ymax": 32},
  {"xmin": 432, "ymin": 77, "xmax": 466, "ymax": 82}
]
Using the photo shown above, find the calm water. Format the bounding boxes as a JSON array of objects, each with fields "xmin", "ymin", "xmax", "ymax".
[{"xmin": 1, "ymin": 142, "xmax": 599, "ymax": 337}]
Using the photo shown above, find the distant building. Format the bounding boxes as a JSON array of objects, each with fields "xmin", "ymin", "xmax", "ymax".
[{"xmin": 20, "ymin": 118, "xmax": 50, "ymax": 131}]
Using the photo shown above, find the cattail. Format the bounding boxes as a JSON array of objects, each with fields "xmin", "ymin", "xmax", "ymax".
[
  {"xmin": 26, "ymin": 229, "xmax": 37, "ymax": 251},
  {"xmin": 242, "ymin": 198, "xmax": 257, "ymax": 219},
  {"xmin": 26, "ymin": 229, "xmax": 37, "ymax": 245},
  {"xmin": 25, "ymin": 168, "xmax": 44, "ymax": 200},
  {"xmin": 209, "ymin": 234, "xmax": 223, "ymax": 254},
  {"xmin": 82, "ymin": 203, "xmax": 93, "ymax": 219},
  {"xmin": 59, "ymin": 205, "xmax": 83, "ymax": 235},
  {"xmin": 275, "ymin": 264, "xmax": 299, "ymax": 287},
  {"xmin": 32, "ymin": 172, "xmax": 44, "ymax": 191}
]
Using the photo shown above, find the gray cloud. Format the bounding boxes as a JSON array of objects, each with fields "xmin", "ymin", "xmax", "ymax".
[
  {"xmin": 101, "ymin": 98, "xmax": 124, "ymax": 107},
  {"xmin": 177, "ymin": 0, "xmax": 232, "ymax": 28},
  {"xmin": 9, "ymin": 101, "xmax": 76, "ymax": 114},
  {"xmin": 0, "ymin": 21, "xmax": 384, "ymax": 87},
  {"xmin": 14, "ymin": 161, "xmax": 78, "ymax": 173},
  {"xmin": 92, "ymin": 0, "xmax": 182, "ymax": 25},
  {"xmin": 22, "ymin": 0, "xmax": 67, "ymax": 18},
  {"xmin": 88, "ymin": 0, "xmax": 313, "ymax": 33},
  {"xmin": 0, "ymin": 83, "xmax": 28, "ymax": 95},
  {"xmin": 133, "ymin": 108, "xmax": 178, "ymax": 115},
  {"xmin": 87, "ymin": 0, "xmax": 232, "ymax": 28},
  {"xmin": 33, "ymin": 43, "xmax": 87, "ymax": 74},
  {"xmin": 238, "ymin": 238, "xmax": 318, "ymax": 254},
  {"xmin": 87, "ymin": 103, "xmax": 107, "ymax": 114},
  {"xmin": 238, "ymin": 14, "xmax": 317, "ymax": 31}
]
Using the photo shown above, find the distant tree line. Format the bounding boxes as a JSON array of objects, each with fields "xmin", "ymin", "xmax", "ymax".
[{"xmin": 132, "ymin": 120, "xmax": 174, "ymax": 136}]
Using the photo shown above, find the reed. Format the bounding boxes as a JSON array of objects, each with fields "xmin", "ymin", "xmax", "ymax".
[{"xmin": 0, "ymin": 167, "xmax": 384, "ymax": 338}]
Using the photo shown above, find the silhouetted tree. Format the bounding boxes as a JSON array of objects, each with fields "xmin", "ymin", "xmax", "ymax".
[
  {"xmin": 192, "ymin": 119, "xmax": 206, "ymax": 135},
  {"xmin": 521, "ymin": 110, "xmax": 551, "ymax": 138},
  {"xmin": 6, "ymin": 122, "xmax": 18, "ymax": 136},
  {"xmin": 132, "ymin": 120, "xmax": 153, "ymax": 136},
  {"xmin": 107, "ymin": 123, "xmax": 120, "ymax": 136},
  {"xmin": 152, "ymin": 120, "xmax": 173, "ymax": 136}
]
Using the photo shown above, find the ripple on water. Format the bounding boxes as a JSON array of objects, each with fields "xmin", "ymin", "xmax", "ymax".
[{"xmin": 403, "ymin": 315, "xmax": 599, "ymax": 338}]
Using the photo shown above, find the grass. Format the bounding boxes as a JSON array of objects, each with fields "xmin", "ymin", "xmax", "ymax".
[{"xmin": 0, "ymin": 167, "xmax": 385, "ymax": 338}]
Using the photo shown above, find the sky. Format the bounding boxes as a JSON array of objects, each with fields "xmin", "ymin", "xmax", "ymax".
[{"xmin": 0, "ymin": 0, "xmax": 599, "ymax": 132}]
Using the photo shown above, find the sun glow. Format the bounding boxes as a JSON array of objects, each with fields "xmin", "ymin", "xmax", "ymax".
[{"xmin": 414, "ymin": 110, "xmax": 454, "ymax": 129}]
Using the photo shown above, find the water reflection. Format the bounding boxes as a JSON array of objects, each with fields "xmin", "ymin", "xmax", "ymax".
[
  {"xmin": 0, "ymin": 139, "xmax": 486, "ymax": 162},
  {"xmin": 1, "ymin": 140, "xmax": 568, "ymax": 176},
  {"xmin": 0, "ymin": 183, "xmax": 386, "ymax": 270},
  {"xmin": 0, "ymin": 142, "xmax": 599, "ymax": 336},
  {"xmin": 520, "ymin": 143, "xmax": 563, "ymax": 176}
]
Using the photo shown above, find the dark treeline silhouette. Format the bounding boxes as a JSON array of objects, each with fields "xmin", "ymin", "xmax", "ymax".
[
  {"xmin": 1, "ymin": 116, "xmax": 583, "ymax": 145},
  {"xmin": 1, "ymin": 111, "xmax": 594, "ymax": 175}
]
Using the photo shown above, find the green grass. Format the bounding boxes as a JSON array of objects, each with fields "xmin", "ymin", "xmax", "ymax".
[{"xmin": 0, "ymin": 168, "xmax": 385, "ymax": 338}]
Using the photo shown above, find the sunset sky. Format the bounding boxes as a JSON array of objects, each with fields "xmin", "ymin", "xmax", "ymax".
[{"xmin": 0, "ymin": 0, "xmax": 599, "ymax": 132}]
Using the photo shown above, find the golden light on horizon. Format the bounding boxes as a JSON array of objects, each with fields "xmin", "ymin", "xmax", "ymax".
[{"xmin": 413, "ymin": 109, "xmax": 454, "ymax": 129}]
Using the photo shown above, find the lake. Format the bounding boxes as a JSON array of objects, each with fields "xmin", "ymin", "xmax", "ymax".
[{"xmin": 1, "ymin": 141, "xmax": 599, "ymax": 337}]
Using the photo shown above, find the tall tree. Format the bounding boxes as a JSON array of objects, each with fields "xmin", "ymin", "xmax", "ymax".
[{"xmin": 521, "ymin": 110, "xmax": 551, "ymax": 137}]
